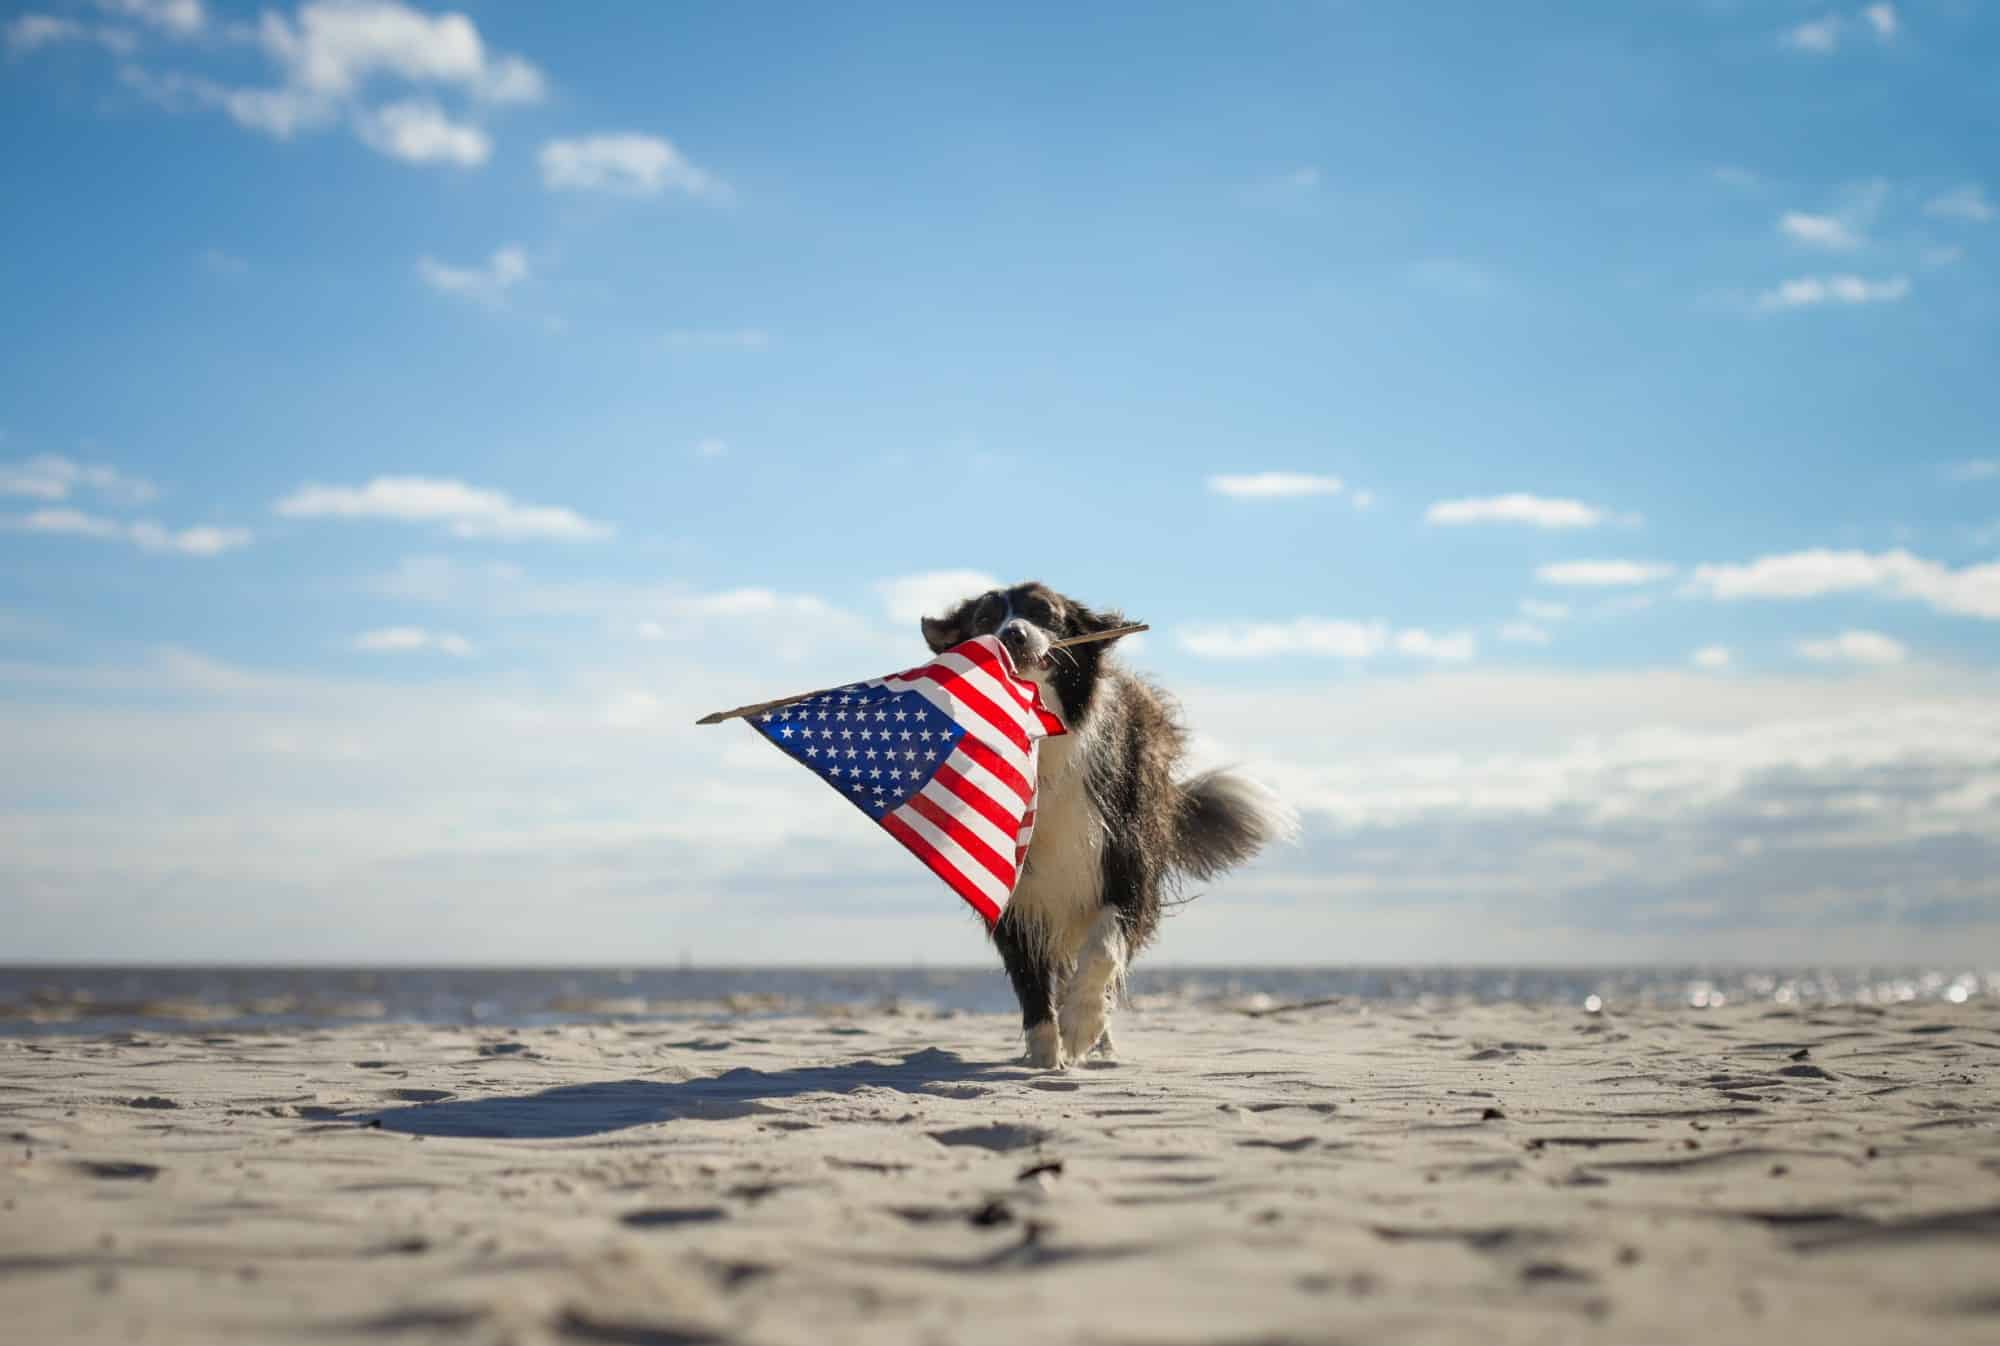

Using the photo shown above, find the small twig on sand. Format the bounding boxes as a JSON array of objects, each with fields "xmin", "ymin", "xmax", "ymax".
[
  {"xmin": 694, "ymin": 623, "xmax": 1149, "ymax": 726},
  {"xmin": 1237, "ymin": 996, "xmax": 1345, "ymax": 1019}
]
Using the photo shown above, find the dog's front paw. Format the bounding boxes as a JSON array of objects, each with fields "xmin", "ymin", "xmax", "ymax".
[{"xmin": 1023, "ymin": 1022, "xmax": 1067, "ymax": 1071}]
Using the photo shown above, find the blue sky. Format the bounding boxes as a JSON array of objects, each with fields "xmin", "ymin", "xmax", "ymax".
[{"xmin": 3, "ymin": 0, "xmax": 1999, "ymax": 965}]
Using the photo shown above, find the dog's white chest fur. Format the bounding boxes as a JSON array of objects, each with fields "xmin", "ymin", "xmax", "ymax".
[{"xmin": 1007, "ymin": 688, "xmax": 1107, "ymax": 961}]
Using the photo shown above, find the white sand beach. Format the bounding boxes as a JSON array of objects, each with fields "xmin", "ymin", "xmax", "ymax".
[{"xmin": 4, "ymin": 998, "xmax": 1998, "ymax": 1345}]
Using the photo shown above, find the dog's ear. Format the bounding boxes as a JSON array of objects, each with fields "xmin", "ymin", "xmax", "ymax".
[{"xmin": 921, "ymin": 615, "xmax": 961, "ymax": 653}]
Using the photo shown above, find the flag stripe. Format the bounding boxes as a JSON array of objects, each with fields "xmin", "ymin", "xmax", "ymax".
[
  {"xmin": 906, "ymin": 791, "xmax": 1016, "ymax": 889},
  {"xmin": 920, "ymin": 760, "xmax": 1016, "ymax": 856},
  {"xmin": 899, "ymin": 668, "xmax": 1032, "ymax": 755},
  {"xmin": 954, "ymin": 733, "xmax": 1034, "ymax": 805},
  {"xmin": 886, "ymin": 805, "xmax": 1009, "ymax": 908},
  {"xmin": 880, "ymin": 811, "xmax": 1002, "ymax": 926},
  {"xmin": 932, "ymin": 759, "xmax": 1019, "ymax": 841}
]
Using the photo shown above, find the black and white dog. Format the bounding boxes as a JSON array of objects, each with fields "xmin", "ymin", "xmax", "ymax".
[{"xmin": 921, "ymin": 581, "xmax": 1296, "ymax": 1069}]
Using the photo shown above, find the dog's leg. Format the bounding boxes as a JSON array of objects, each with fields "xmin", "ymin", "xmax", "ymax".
[
  {"xmin": 1058, "ymin": 907, "xmax": 1126, "ymax": 1062},
  {"xmin": 993, "ymin": 912, "xmax": 1063, "ymax": 1069}
]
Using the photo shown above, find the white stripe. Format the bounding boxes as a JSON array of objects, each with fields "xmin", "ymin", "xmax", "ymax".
[
  {"xmin": 916, "ymin": 777, "xmax": 1018, "ymax": 868},
  {"xmin": 883, "ymin": 676, "xmax": 1039, "ymax": 779},
  {"xmin": 941, "ymin": 746, "xmax": 1029, "ymax": 813},
  {"xmin": 922, "ymin": 648, "xmax": 1044, "ymax": 739},
  {"xmin": 891, "ymin": 802, "xmax": 1011, "ymax": 906}
]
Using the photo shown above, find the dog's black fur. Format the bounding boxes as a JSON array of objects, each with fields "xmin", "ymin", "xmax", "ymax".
[{"xmin": 922, "ymin": 581, "xmax": 1295, "ymax": 1068}]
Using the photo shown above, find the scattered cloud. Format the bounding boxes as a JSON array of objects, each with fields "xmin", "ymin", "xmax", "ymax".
[
  {"xmin": 1782, "ymin": 15, "xmax": 1843, "ymax": 53},
  {"xmin": 6, "ymin": 507, "xmax": 249, "ymax": 555},
  {"xmin": 876, "ymin": 570, "xmax": 999, "ymax": 625},
  {"xmin": 1712, "ymin": 165, "xmax": 1760, "ymax": 190},
  {"xmin": 1779, "ymin": 211, "xmax": 1861, "ymax": 250},
  {"xmin": 1692, "ymin": 645, "xmax": 1732, "ymax": 670},
  {"xmin": 1520, "ymin": 599, "xmax": 1570, "ymax": 621},
  {"xmin": 1755, "ymin": 274, "xmax": 1909, "ymax": 311},
  {"xmin": 1283, "ymin": 166, "xmax": 1319, "ymax": 189},
  {"xmin": 1947, "ymin": 460, "xmax": 1999, "ymax": 482},
  {"xmin": 1498, "ymin": 621, "xmax": 1550, "ymax": 646},
  {"xmin": 96, "ymin": 0, "xmax": 205, "ymax": 37},
  {"xmin": 6, "ymin": 15, "xmax": 136, "ymax": 54},
  {"xmin": 1798, "ymin": 629, "xmax": 1907, "ymax": 665},
  {"xmin": 538, "ymin": 133, "xmax": 727, "ymax": 200},
  {"xmin": 694, "ymin": 439, "xmax": 729, "ymax": 459},
  {"xmin": 356, "ymin": 98, "xmax": 489, "ymax": 166},
  {"xmin": 1689, "ymin": 548, "xmax": 2000, "ymax": 620},
  {"xmin": 274, "ymin": 476, "xmax": 612, "ymax": 542},
  {"xmin": 415, "ymin": 245, "xmax": 527, "ymax": 307},
  {"xmin": 199, "ymin": 247, "xmax": 248, "ymax": 275},
  {"xmin": 1178, "ymin": 619, "xmax": 1474, "ymax": 662},
  {"xmin": 1427, "ymin": 494, "xmax": 1609, "ymax": 529},
  {"xmin": 0, "ymin": 454, "xmax": 156, "ymax": 505},
  {"xmin": 1926, "ymin": 185, "xmax": 1995, "ymax": 224},
  {"xmin": 354, "ymin": 626, "xmax": 472, "ymax": 656},
  {"xmin": 1862, "ymin": 4, "xmax": 1898, "ymax": 40},
  {"xmin": 1349, "ymin": 489, "xmax": 1377, "ymax": 511},
  {"xmin": 1922, "ymin": 244, "xmax": 1965, "ymax": 268},
  {"xmin": 1536, "ymin": 560, "xmax": 1676, "ymax": 587},
  {"xmin": 1207, "ymin": 472, "xmax": 1343, "ymax": 500},
  {"xmin": 94, "ymin": 2, "xmax": 542, "ymax": 167}
]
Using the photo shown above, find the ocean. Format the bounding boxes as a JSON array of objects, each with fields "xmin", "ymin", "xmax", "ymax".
[{"xmin": 0, "ymin": 963, "xmax": 1990, "ymax": 1035}]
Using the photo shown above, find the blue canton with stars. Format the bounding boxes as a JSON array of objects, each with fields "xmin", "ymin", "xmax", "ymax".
[{"xmin": 750, "ymin": 684, "xmax": 965, "ymax": 819}]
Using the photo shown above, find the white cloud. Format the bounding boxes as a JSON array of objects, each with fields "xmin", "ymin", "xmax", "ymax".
[
  {"xmin": 260, "ymin": 1, "xmax": 542, "ymax": 102},
  {"xmin": 1207, "ymin": 472, "xmax": 1343, "ymax": 500},
  {"xmin": 1692, "ymin": 645, "xmax": 1732, "ymax": 670},
  {"xmin": 538, "ymin": 134, "xmax": 727, "ymax": 200},
  {"xmin": 1284, "ymin": 166, "xmax": 1319, "ymax": 189},
  {"xmin": 1756, "ymin": 274, "xmax": 1909, "ymax": 311},
  {"xmin": 415, "ymin": 245, "xmax": 527, "ymax": 307},
  {"xmin": 274, "ymin": 475, "xmax": 612, "ymax": 542},
  {"xmin": 694, "ymin": 438, "xmax": 729, "ymax": 459},
  {"xmin": 876, "ymin": 570, "xmax": 999, "ymax": 625},
  {"xmin": 0, "ymin": 454, "xmax": 155, "ymax": 505},
  {"xmin": 1520, "ymin": 599, "xmax": 1569, "ymax": 621},
  {"xmin": 200, "ymin": 247, "xmax": 248, "ymax": 274},
  {"xmin": 1926, "ymin": 185, "xmax": 1995, "ymax": 224},
  {"xmin": 1689, "ymin": 548, "xmax": 2000, "ymax": 620},
  {"xmin": 356, "ymin": 98, "xmax": 488, "ymax": 166},
  {"xmin": 1798, "ymin": 630, "xmax": 1907, "ymax": 665},
  {"xmin": 1948, "ymin": 460, "xmax": 1999, "ymax": 481},
  {"xmin": 1862, "ymin": 4, "xmax": 1898, "ymax": 40},
  {"xmin": 1426, "ymin": 494, "xmax": 1608, "ymax": 529},
  {"xmin": 1782, "ymin": 16, "xmax": 1842, "ymax": 53},
  {"xmin": 354, "ymin": 626, "xmax": 472, "ymax": 656},
  {"xmin": 1779, "ymin": 211, "xmax": 1861, "ymax": 250},
  {"xmin": 1349, "ymin": 489, "xmax": 1377, "ymax": 511},
  {"xmin": 1178, "ymin": 619, "xmax": 1474, "ymax": 662},
  {"xmin": 1499, "ymin": 621, "xmax": 1549, "ymax": 646},
  {"xmin": 7, "ymin": 507, "xmax": 250, "ymax": 555},
  {"xmin": 5, "ymin": 15, "xmax": 132, "ymax": 53},
  {"xmin": 1922, "ymin": 244, "xmax": 1965, "ymax": 268},
  {"xmin": 1536, "ymin": 560, "xmax": 1676, "ymax": 587}
]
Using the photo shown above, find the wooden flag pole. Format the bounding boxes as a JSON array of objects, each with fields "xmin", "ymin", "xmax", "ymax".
[{"xmin": 693, "ymin": 623, "xmax": 1149, "ymax": 726}]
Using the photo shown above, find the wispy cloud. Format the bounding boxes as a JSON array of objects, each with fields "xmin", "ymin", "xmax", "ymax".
[
  {"xmin": 1, "ymin": 453, "xmax": 156, "ymax": 505},
  {"xmin": 274, "ymin": 476, "xmax": 612, "ymax": 542},
  {"xmin": 1691, "ymin": 645, "xmax": 1732, "ymax": 670},
  {"xmin": 694, "ymin": 438, "xmax": 729, "ymax": 459},
  {"xmin": 96, "ymin": 0, "xmax": 205, "ymax": 37},
  {"xmin": 1798, "ymin": 629, "xmax": 1907, "ymax": 665},
  {"xmin": 1779, "ymin": 211, "xmax": 1861, "ymax": 250},
  {"xmin": 1926, "ymin": 185, "xmax": 1995, "ymax": 224},
  {"xmin": 1519, "ymin": 599, "xmax": 1569, "ymax": 621},
  {"xmin": 354, "ymin": 626, "xmax": 472, "ymax": 656},
  {"xmin": 1862, "ymin": 4, "xmax": 1898, "ymax": 40},
  {"xmin": 6, "ymin": 507, "xmax": 250, "ymax": 555},
  {"xmin": 415, "ymin": 245, "xmax": 527, "ymax": 307},
  {"xmin": 356, "ymin": 98, "xmax": 488, "ymax": 166},
  {"xmin": 876, "ymin": 570, "xmax": 999, "ymax": 625},
  {"xmin": 664, "ymin": 329, "xmax": 770, "ymax": 351},
  {"xmin": 1947, "ymin": 460, "xmax": 1999, "ymax": 482},
  {"xmin": 1536, "ymin": 560, "xmax": 1675, "ymax": 587},
  {"xmin": 1755, "ymin": 274, "xmax": 1909, "ymax": 311},
  {"xmin": 539, "ymin": 133, "xmax": 727, "ymax": 200},
  {"xmin": 6, "ymin": 15, "xmax": 137, "ymax": 54},
  {"xmin": 1178, "ymin": 618, "xmax": 1474, "ymax": 662},
  {"xmin": 1782, "ymin": 15, "xmax": 1843, "ymax": 53},
  {"xmin": 1207, "ymin": 472, "xmax": 1343, "ymax": 500},
  {"xmin": 1689, "ymin": 548, "xmax": 2000, "ymax": 619},
  {"xmin": 1498, "ymin": 621, "xmax": 1549, "ymax": 646},
  {"xmin": 1426, "ymin": 494, "xmax": 1611, "ymax": 529}
]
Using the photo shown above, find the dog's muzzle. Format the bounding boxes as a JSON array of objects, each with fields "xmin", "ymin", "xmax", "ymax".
[{"xmin": 998, "ymin": 619, "xmax": 1052, "ymax": 670}]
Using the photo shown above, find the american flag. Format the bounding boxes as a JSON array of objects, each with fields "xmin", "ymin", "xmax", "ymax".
[{"xmin": 748, "ymin": 635, "xmax": 1067, "ymax": 927}]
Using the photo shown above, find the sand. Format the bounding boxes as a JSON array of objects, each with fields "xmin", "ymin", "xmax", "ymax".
[{"xmin": 4, "ymin": 997, "xmax": 1998, "ymax": 1345}]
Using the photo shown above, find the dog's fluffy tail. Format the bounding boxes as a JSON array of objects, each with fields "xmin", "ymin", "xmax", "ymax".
[{"xmin": 1173, "ymin": 769, "xmax": 1299, "ymax": 880}]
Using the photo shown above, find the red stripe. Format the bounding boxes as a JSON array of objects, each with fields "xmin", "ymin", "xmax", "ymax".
[
  {"xmin": 909, "ymin": 668, "xmax": 1030, "ymax": 753},
  {"xmin": 932, "ymin": 762, "xmax": 1017, "ymax": 838},
  {"xmin": 955, "ymin": 734, "xmax": 1033, "ymax": 804},
  {"xmin": 906, "ymin": 792, "xmax": 1016, "ymax": 890},
  {"xmin": 950, "ymin": 638, "xmax": 1035, "ymax": 710},
  {"xmin": 882, "ymin": 812, "xmax": 1001, "ymax": 927}
]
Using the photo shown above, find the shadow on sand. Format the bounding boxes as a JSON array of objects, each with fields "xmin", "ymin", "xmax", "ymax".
[{"xmin": 364, "ymin": 1046, "xmax": 1021, "ymax": 1139}]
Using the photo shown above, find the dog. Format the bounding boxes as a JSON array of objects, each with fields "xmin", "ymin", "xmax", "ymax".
[{"xmin": 920, "ymin": 581, "xmax": 1296, "ymax": 1069}]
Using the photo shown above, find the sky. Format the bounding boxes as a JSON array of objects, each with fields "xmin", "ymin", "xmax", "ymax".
[{"xmin": 3, "ymin": 0, "xmax": 1999, "ymax": 966}]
